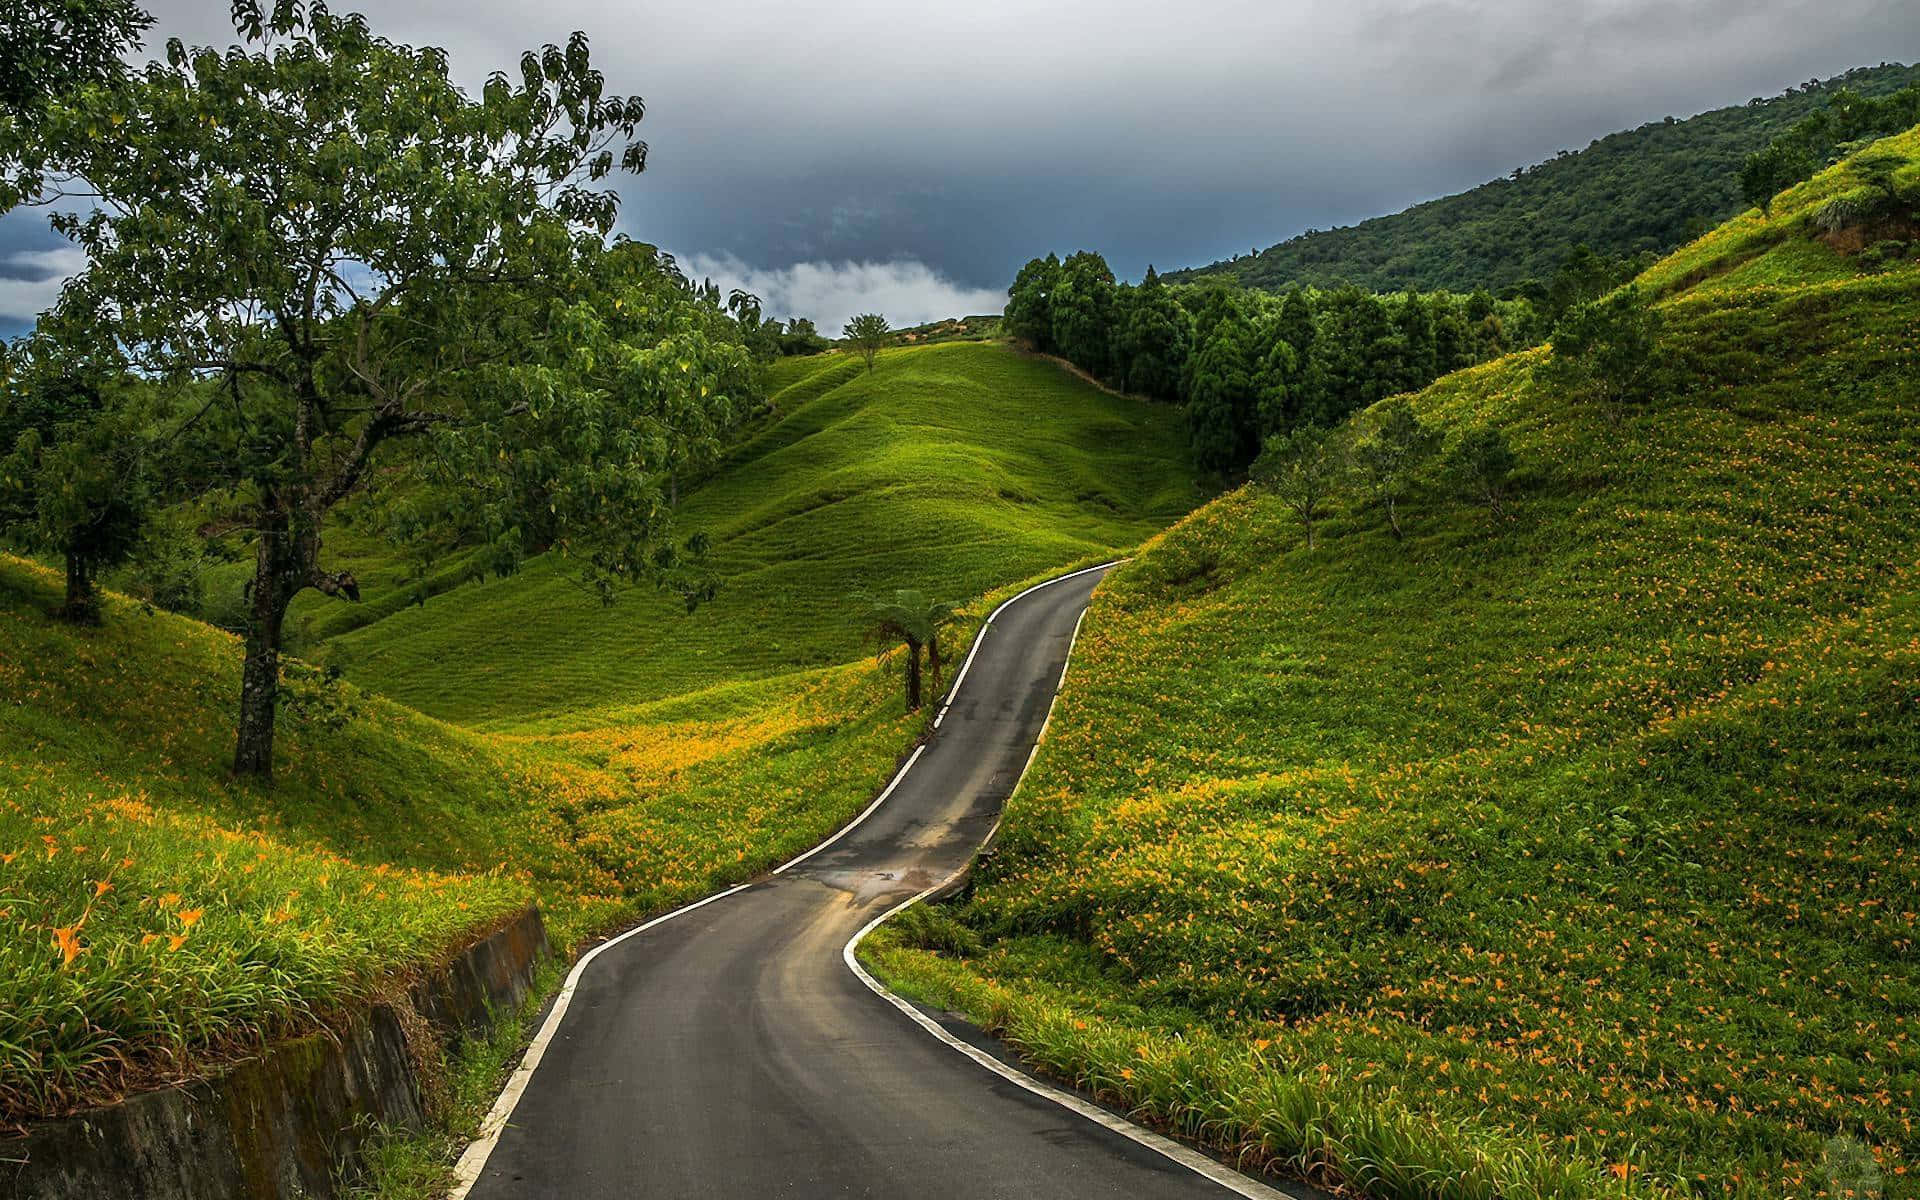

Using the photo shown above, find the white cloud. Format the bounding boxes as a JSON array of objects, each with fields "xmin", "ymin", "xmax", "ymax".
[
  {"xmin": 678, "ymin": 253, "xmax": 1004, "ymax": 335},
  {"xmin": 0, "ymin": 246, "xmax": 87, "ymax": 324}
]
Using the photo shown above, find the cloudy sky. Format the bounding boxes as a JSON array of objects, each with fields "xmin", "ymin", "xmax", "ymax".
[{"xmin": 2, "ymin": 0, "xmax": 1917, "ymax": 335}]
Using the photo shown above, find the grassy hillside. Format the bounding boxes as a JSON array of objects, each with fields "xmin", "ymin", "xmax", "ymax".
[
  {"xmin": 1167, "ymin": 63, "xmax": 1920, "ymax": 295},
  {"xmin": 323, "ymin": 342, "xmax": 1201, "ymax": 729},
  {"xmin": 871, "ymin": 134, "xmax": 1920, "ymax": 1198},
  {"xmin": 0, "ymin": 554, "xmax": 944, "ymax": 1120}
]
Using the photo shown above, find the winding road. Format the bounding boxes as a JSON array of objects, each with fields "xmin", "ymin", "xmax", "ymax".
[{"xmin": 455, "ymin": 564, "xmax": 1303, "ymax": 1200}]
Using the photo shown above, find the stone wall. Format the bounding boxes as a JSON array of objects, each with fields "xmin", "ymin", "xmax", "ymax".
[{"xmin": 3, "ymin": 906, "xmax": 549, "ymax": 1200}]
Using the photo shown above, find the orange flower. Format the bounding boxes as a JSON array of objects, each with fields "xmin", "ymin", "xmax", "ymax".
[
  {"xmin": 51, "ymin": 926, "xmax": 83, "ymax": 966},
  {"xmin": 178, "ymin": 908, "xmax": 205, "ymax": 928},
  {"xmin": 168, "ymin": 934, "xmax": 188, "ymax": 951},
  {"xmin": 1610, "ymin": 1164, "xmax": 1634, "ymax": 1179}
]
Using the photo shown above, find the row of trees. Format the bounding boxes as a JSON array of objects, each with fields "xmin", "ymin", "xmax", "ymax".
[
  {"xmin": 0, "ymin": 1, "xmax": 763, "ymax": 779},
  {"xmin": 1007, "ymin": 251, "xmax": 1549, "ymax": 474},
  {"xmin": 1253, "ymin": 283, "xmax": 1667, "ymax": 546},
  {"xmin": 1740, "ymin": 83, "xmax": 1920, "ymax": 214}
]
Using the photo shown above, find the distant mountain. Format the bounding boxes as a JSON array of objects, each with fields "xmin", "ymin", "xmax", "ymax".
[{"xmin": 1167, "ymin": 62, "xmax": 1920, "ymax": 295}]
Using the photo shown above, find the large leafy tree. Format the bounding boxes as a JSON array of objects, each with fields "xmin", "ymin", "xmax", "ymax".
[
  {"xmin": 0, "ymin": 0, "xmax": 153, "ymax": 209},
  {"xmin": 1112, "ymin": 266, "xmax": 1188, "ymax": 401},
  {"xmin": 38, "ymin": 2, "xmax": 749, "ymax": 779},
  {"xmin": 1003, "ymin": 253, "xmax": 1060, "ymax": 352},
  {"xmin": 1182, "ymin": 295, "xmax": 1257, "ymax": 475},
  {"xmin": 1049, "ymin": 251, "xmax": 1116, "ymax": 379}
]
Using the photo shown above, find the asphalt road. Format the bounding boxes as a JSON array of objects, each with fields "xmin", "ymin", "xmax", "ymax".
[{"xmin": 460, "ymin": 565, "xmax": 1295, "ymax": 1200}]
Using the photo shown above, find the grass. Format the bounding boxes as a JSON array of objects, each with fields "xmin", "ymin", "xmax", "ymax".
[
  {"xmin": 0, "ymin": 341, "xmax": 1200, "ymax": 1129},
  {"xmin": 320, "ymin": 342, "xmax": 1201, "ymax": 730},
  {"xmin": 868, "ymin": 135, "xmax": 1920, "ymax": 1198}
]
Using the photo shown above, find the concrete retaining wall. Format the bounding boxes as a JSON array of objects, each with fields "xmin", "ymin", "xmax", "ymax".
[{"xmin": 2, "ymin": 906, "xmax": 549, "ymax": 1200}]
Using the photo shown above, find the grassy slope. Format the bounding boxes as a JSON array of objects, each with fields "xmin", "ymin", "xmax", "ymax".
[
  {"xmin": 871, "ymin": 136, "xmax": 1920, "ymax": 1198},
  {"xmin": 325, "ymin": 342, "xmax": 1200, "ymax": 730},
  {"xmin": 1166, "ymin": 63, "xmax": 1920, "ymax": 295},
  {"xmin": 1, "ymin": 341, "xmax": 1200, "ymax": 1123}
]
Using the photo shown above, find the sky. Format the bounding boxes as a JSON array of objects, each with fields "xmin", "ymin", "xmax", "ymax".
[{"xmin": 3, "ymin": 0, "xmax": 1918, "ymax": 336}]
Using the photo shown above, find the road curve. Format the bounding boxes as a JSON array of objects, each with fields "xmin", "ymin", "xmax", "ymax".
[{"xmin": 459, "ymin": 564, "xmax": 1288, "ymax": 1200}]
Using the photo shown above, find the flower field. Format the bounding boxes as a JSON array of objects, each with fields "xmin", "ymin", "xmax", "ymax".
[{"xmin": 871, "ymin": 142, "xmax": 1920, "ymax": 1198}]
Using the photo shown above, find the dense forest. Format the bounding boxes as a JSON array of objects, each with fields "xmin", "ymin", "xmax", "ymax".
[
  {"xmin": 1006, "ymin": 246, "xmax": 1639, "ymax": 474},
  {"xmin": 1167, "ymin": 62, "xmax": 1920, "ymax": 295}
]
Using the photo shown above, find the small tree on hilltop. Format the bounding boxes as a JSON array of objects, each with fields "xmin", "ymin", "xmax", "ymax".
[
  {"xmin": 1738, "ymin": 140, "xmax": 1813, "ymax": 218},
  {"xmin": 1250, "ymin": 423, "xmax": 1337, "ymax": 548},
  {"xmin": 1446, "ymin": 425, "xmax": 1518, "ymax": 516},
  {"xmin": 1543, "ymin": 285, "xmax": 1666, "ymax": 420},
  {"xmin": 844, "ymin": 313, "xmax": 891, "ymax": 370},
  {"xmin": 1351, "ymin": 398, "xmax": 1440, "ymax": 540},
  {"xmin": 861, "ymin": 589, "xmax": 955, "ymax": 711}
]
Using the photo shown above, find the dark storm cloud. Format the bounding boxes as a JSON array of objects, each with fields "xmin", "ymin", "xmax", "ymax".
[{"xmin": 3, "ymin": 0, "xmax": 1916, "ymax": 334}]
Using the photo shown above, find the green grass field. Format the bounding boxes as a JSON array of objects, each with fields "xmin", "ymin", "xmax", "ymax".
[
  {"xmin": 0, "ymin": 341, "xmax": 1201, "ymax": 1124},
  {"xmin": 869, "ymin": 133, "xmax": 1920, "ymax": 1199},
  {"xmin": 321, "ymin": 342, "xmax": 1200, "ymax": 730}
]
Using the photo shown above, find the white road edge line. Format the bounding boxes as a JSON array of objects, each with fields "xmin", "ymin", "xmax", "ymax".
[
  {"xmin": 934, "ymin": 559, "xmax": 1116, "ymax": 729},
  {"xmin": 843, "ymin": 903, "xmax": 1291, "ymax": 1200},
  {"xmin": 448, "ymin": 882, "xmax": 750, "ymax": 1194},
  {"xmin": 450, "ymin": 557, "xmax": 1123, "ymax": 1197},
  {"xmin": 841, "ymin": 588, "xmax": 1293, "ymax": 1200}
]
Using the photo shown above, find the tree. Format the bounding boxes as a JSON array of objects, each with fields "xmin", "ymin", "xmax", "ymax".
[
  {"xmin": 40, "ymin": 3, "xmax": 747, "ymax": 779},
  {"xmin": 1050, "ymin": 251, "xmax": 1116, "ymax": 378},
  {"xmin": 1273, "ymin": 289, "xmax": 1325, "ymax": 424},
  {"xmin": 0, "ymin": 326, "xmax": 153, "ymax": 621},
  {"xmin": 1112, "ymin": 266, "xmax": 1188, "ymax": 401},
  {"xmin": 861, "ymin": 589, "xmax": 956, "ymax": 711},
  {"xmin": 1446, "ymin": 425, "xmax": 1518, "ymax": 516},
  {"xmin": 1739, "ymin": 140, "xmax": 1814, "ymax": 216},
  {"xmin": 1250, "ymin": 424, "xmax": 1337, "ymax": 548},
  {"xmin": 1351, "ymin": 398, "xmax": 1440, "ymax": 539},
  {"xmin": 843, "ymin": 313, "xmax": 891, "ymax": 370},
  {"xmin": 0, "ymin": 0, "xmax": 153, "ymax": 209},
  {"xmin": 1250, "ymin": 320, "xmax": 1298, "ymax": 440},
  {"xmin": 1392, "ymin": 292, "xmax": 1437, "ymax": 392},
  {"xmin": 1003, "ymin": 254, "xmax": 1059, "ymax": 352},
  {"xmin": 1542, "ymin": 285, "xmax": 1665, "ymax": 418},
  {"xmin": 1182, "ymin": 296, "xmax": 1258, "ymax": 475}
]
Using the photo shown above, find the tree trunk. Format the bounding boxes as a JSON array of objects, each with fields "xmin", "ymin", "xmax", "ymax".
[
  {"xmin": 1386, "ymin": 496, "xmax": 1404, "ymax": 539},
  {"xmin": 926, "ymin": 633, "xmax": 943, "ymax": 696},
  {"xmin": 58, "ymin": 550, "xmax": 99, "ymax": 624},
  {"xmin": 233, "ymin": 532, "xmax": 294, "ymax": 780},
  {"xmin": 904, "ymin": 638, "xmax": 923, "ymax": 710},
  {"xmin": 1303, "ymin": 519, "xmax": 1317, "ymax": 549}
]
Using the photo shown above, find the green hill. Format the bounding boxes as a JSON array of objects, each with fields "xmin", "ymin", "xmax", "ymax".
[
  {"xmin": 0, "ymin": 340, "xmax": 1200, "ymax": 1123},
  {"xmin": 323, "ymin": 341, "xmax": 1201, "ymax": 730},
  {"xmin": 872, "ymin": 130, "xmax": 1920, "ymax": 1198},
  {"xmin": 1167, "ymin": 63, "xmax": 1920, "ymax": 295}
]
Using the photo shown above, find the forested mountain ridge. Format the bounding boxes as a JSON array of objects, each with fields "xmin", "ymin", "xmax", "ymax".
[{"xmin": 1168, "ymin": 62, "xmax": 1920, "ymax": 295}]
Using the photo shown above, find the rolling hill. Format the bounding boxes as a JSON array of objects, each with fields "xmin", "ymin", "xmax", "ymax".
[
  {"xmin": 871, "ymin": 128, "xmax": 1920, "ymax": 1199},
  {"xmin": 320, "ymin": 341, "xmax": 1201, "ymax": 730},
  {"xmin": 1167, "ymin": 62, "xmax": 1920, "ymax": 295}
]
